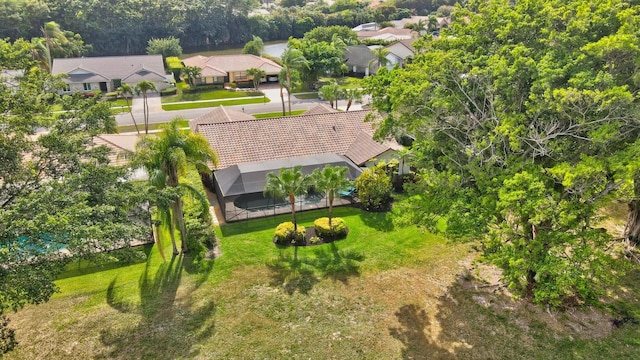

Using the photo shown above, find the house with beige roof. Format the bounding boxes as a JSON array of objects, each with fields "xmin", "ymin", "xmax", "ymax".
[
  {"xmin": 52, "ymin": 55, "xmax": 171, "ymax": 94},
  {"xmin": 181, "ymin": 54, "xmax": 283, "ymax": 85},
  {"xmin": 191, "ymin": 105, "xmax": 403, "ymax": 222},
  {"xmin": 356, "ymin": 27, "xmax": 416, "ymax": 42}
]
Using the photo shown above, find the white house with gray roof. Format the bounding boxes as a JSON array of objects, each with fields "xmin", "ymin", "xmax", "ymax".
[{"xmin": 52, "ymin": 55, "xmax": 172, "ymax": 94}]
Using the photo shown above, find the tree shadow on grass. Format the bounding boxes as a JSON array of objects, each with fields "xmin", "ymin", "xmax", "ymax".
[
  {"xmin": 101, "ymin": 254, "xmax": 216, "ymax": 359},
  {"xmin": 267, "ymin": 242, "xmax": 364, "ymax": 295},
  {"xmin": 390, "ymin": 304, "xmax": 455, "ymax": 360},
  {"xmin": 359, "ymin": 210, "xmax": 395, "ymax": 232}
]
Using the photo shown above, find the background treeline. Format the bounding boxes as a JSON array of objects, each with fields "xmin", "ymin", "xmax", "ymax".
[{"xmin": 0, "ymin": 0, "xmax": 456, "ymax": 56}]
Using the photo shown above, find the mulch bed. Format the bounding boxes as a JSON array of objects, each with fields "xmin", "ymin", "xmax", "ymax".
[{"xmin": 273, "ymin": 227, "xmax": 349, "ymax": 247}]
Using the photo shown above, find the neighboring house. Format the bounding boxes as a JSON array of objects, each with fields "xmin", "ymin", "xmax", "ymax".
[
  {"xmin": 344, "ymin": 45, "xmax": 376, "ymax": 76},
  {"xmin": 191, "ymin": 104, "xmax": 402, "ymax": 222},
  {"xmin": 52, "ymin": 55, "xmax": 171, "ymax": 94},
  {"xmin": 91, "ymin": 134, "xmax": 147, "ymax": 180},
  {"xmin": 181, "ymin": 54, "xmax": 283, "ymax": 85},
  {"xmin": 356, "ymin": 27, "xmax": 416, "ymax": 42},
  {"xmin": 384, "ymin": 39, "xmax": 417, "ymax": 68},
  {"xmin": 352, "ymin": 22, "xmax": 379, "ymax": 32}
]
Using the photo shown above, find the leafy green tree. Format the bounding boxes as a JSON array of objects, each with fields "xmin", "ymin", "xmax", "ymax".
[
  {"xmin": 311, "ymin": 166, "xmax": 351, "ymax": 227},
  {"xmin": 290, "ymin": 38, "xmax": 344, "ymax": 86},
  {"xmin": 134, "ymin": 80, "xmax": 157, "ymax": 134},
  {"xmin": 303, "ymin": 25, "xmax": 358, "ymax": 44},
  {"xmin": 354, "ymin": 164, "xmax": 393, "ymax": 211},
  {"xmin": 135, "ymin": 118, "xmax": 219, "ymax": 254},
  {"xmin": 0, "ymin": 39, "xmax": 149, "ymax": 354},
  {"xmin": 247, "ymin": 67, "xmax": 266, "ymax": 90},
  {"xmin": 117, "ymin": 84, "xmax": 140, "ymax": 134},
  {"xmin": 365, "ymin": 0, "xmax": 640, "ymax": 305},
  {"xmin": 146, "ymin": 36, "xmax": 182, "ymax": 62},
  {"xmin": 242, "ymin": 35, "xmax": 264, "ymax": 56},
  {"xmin": 264, "ymin": 166, "xmax": 311, "ymax": 230}
]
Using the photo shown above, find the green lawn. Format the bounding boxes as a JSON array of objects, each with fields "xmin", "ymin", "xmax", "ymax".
[
  {"xmin": 293, "ymin": 92, "xmax": 319, "ymax": 100},
  {"xmin": 162, "ymin": 88, "xmax": 263, "ymax": 103},
  {"xmin": 5, "ymin": 204, "xmax": 640, "ymax": 359},
  {"xmin": 253, "ymin": 110, "xmax": 306, "ymax": 118},
  {"xmin": 162, "ymin": 97, "xmax": 270, "ymax": 111}
]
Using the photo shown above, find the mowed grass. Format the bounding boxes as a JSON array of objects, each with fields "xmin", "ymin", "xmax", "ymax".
[
  {"xmin": 6, "ymin": 205, "xmax": 640, "ymax": 359},
  {"xmin": 117, "ymin": 119, "xmax": 190, "ymax": 133},
  {"xmin": 162, "ymin": 97, "xmax": 270, "ymax": 111},
  {"xmin": 162, "ymin": 88, "xmax": 263, "ymax": 103},
  {"xmin": 253, "ymin": 110, "xmax": 306, "ymax": 118}
]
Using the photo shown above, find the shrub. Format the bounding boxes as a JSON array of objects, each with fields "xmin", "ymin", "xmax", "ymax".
[
  {"xmin": 160, "ymin": 87, "xmax": 177, "ymax": 96},
  {"xmin": 105, "ymin": 91, "xmax": 119, "ymax": 100},
  {"xmin": 355, "ymin": 164, "xmax": 393, "ymax": 211},
  {"xmin": 314, "ymin": 217, "xmax": 347, "ymax": 239},
  {"xmin": 274, "ymin": 222, "xmax": 306, "ymax": 245}
]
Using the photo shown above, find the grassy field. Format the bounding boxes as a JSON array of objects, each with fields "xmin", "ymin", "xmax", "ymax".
[
  {"xmin": 5, "ymin": 205, "xmax": 640, "ymax": 359},
  {"xmin": 293, "ymin": 92, "xmax": 319, "ymax": 100},
  {"xmin": 162, "ymin": 88, "xmax": 263, "ymax": 103},
  {"xmin": 162, "ymin": 97, "xmax": 270, "ymax": 111}
]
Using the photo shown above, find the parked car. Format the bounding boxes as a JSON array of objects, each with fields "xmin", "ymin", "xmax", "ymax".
[{"xmin": 267, "ymin": 76, "xmax": 279, "ymax": 82}]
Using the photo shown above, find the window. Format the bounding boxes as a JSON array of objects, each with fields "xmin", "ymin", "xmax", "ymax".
[
  {"xmin": 234, "ymin": 71, "xmax": 247, "ymax": 81},
  {"xmin": 83, "ymin": 83, "xmax": 91, "ymax": 91}
]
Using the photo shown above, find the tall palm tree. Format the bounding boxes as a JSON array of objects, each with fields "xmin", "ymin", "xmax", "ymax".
[
  {"xmin": 278, "ymin": 68, "xmax": 302, "ymax": 116},
  {"xmin": 344, "ymin": 88, "xmax": 362, "ymax": 111},
  {"xmin": 118, "ymin": 84, "xmax": 140, "ymax": 134},
  {"xmin": 247, "ymin": 67, "xmax": 266, "ymax": 90},
  {"xmin": 369, "ymin": 47, "xmax": 390, "ymax": 73},
  {"xmin": 41, "ymin": 21, "xmax": 66, "ymax": 72},
  {"xmin": 135, "ymin": 80, "xmax": 157, "ymax": 134},
  {"xmin": 280, "ymin": 47, "xmax": 309, "ymax": 115},
  {"xmin": 311, "ymin": 165, "xmax": 351, "ymax": 227},
  {"xmin": 263, "ymin": 166, "xmax": 310, "ymax": 231},
  {"xmin": 135, "ymin": 118, "xmax": 218, "ymax": 254}
]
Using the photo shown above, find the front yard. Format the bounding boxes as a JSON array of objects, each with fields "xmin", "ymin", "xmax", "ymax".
[{"xmin": 5, "ymin": 203, "xmax": 640, "ymax": 359}]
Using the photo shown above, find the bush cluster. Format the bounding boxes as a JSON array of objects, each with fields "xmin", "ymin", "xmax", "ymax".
[
  {"xmin": 314, "ymin": 217, "xmax": 347, "ymax": 239},
  {"xmin": 160, "ymin": 87, "xmax": 177, "ymax": 96},
  {"xmin": 274, "ymin": 222, "xmax": 305, "ymax": 245}
]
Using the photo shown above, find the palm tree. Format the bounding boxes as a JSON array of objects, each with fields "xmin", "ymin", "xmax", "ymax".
[
  {"xmin": 118, "ymin": 84, "xmax": 140, "ymax": 134},
  {"xmin": 247, "ymin": 67, "xmax": 266, "ymax": 90},
  {"xmin": 135, "ymin": 118, "xmax": 218, "ymax": 254},
  {"xmin": 280, "ymin": 47, "xmax": 309, "ymax": 115},
  {"xmin": 278, "ymin": 68, "xmax": 301, "ymax": 116},
  {"xmin": 344, "ymin": 88, "xmax": 362, "ymax": 111},
  {"xmin": 319, "ymin": 82, "xmax": 340, "ymax": 109},
  {"xmin": 135, "ymin": 80, "xmax": 157, "ymax": 134},
  {"xmin": 263, "ymin": 166, "xmax": 310, "ymax": 231},
  {"xmin": 182, "ymin": 65, "xmax": 202, "ymax": 86},
  {"xmin": 41, "ymin": 21, "xmax": 66, "ymax": 72},
  {"xmin": 369, "ymin": 47, "xmax": 390, "ymax": 73},
  {"xmin": 311, "ymin": 165, "xmax": 351, "ymax": 227}
]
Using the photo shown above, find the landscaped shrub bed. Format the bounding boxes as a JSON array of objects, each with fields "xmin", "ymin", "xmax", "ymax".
[
  {"xmin": 274, "ymin": 218, "xmax": 349, "ymax": 247},
  {"xmin": 273, "ymin": 222, "xmax": 305, "ymax": 246},
  {"xmin": 160, "ymin": 87, "xmax": 177, "ymax": 96},
  {"xmin": 314, "ymin": 217, "xmax": 348, "ymax": 240}
]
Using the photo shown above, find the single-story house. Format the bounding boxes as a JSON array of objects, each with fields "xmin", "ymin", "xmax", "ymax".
[
  {"xmin": 191, "ymin": 105, "xmax": 403, "ymax": 222},
  {"xmin": 356, "ymin": 27, "xmax": 416, "ymax": 42},
  {"xmin": 384, "ymin": 39, "xmax": 417, "ymax": 68},
  {"xmin": 344, "ymin": 45, "xmax": 376, "ymax": 76},
  {"xmin": 52, "ymin": 55, "xmax": 171, "ymax": 94},
  {"xmin": 181, "ymin": 54, "xmax": 283, "ymax": 85},
  {"xmin": 91, "ymin": 134, "xmax": 147, "ymax": 180}
]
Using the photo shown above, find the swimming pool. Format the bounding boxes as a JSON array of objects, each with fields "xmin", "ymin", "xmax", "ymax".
[{"xmin": 233, "ymin": 191, "xmax": 324, "ymax": 212}]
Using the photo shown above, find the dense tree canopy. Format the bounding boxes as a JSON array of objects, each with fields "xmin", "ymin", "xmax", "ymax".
[
  {"xmin": 0, "ymin": 39, "xmax": 149, "ymax": 353},
  {"xmin": 366, "ymin": 0, "xmax": 640, "ymax": 306}
]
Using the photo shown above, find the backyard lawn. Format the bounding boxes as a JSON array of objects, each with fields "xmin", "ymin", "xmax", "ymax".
[{"xmin": 5, "ymin": 205, "xmax": 640, "ymax": 359}]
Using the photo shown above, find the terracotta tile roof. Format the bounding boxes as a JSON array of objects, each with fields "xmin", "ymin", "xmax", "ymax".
[
  {"xmin": 303, "ymin": 103, "xmax": 338, "ymax": 115},
  {"xmin": 196, "ymin": 110, "xmax": 391, "ymax": 169},
  {"xmin": 92, "ymin": 134, "xmax": 139, "ymax": 166},
  {"xmin": 190, "ymin": 106, "xmax": 257, "ymax": 132},
  {"xmin": 345, "ymin": 131, "xmax": 391, "ymax": 166},
  {"xmin": 182, "ymin": 54, "xmax": 283, "ymax": 75}
]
